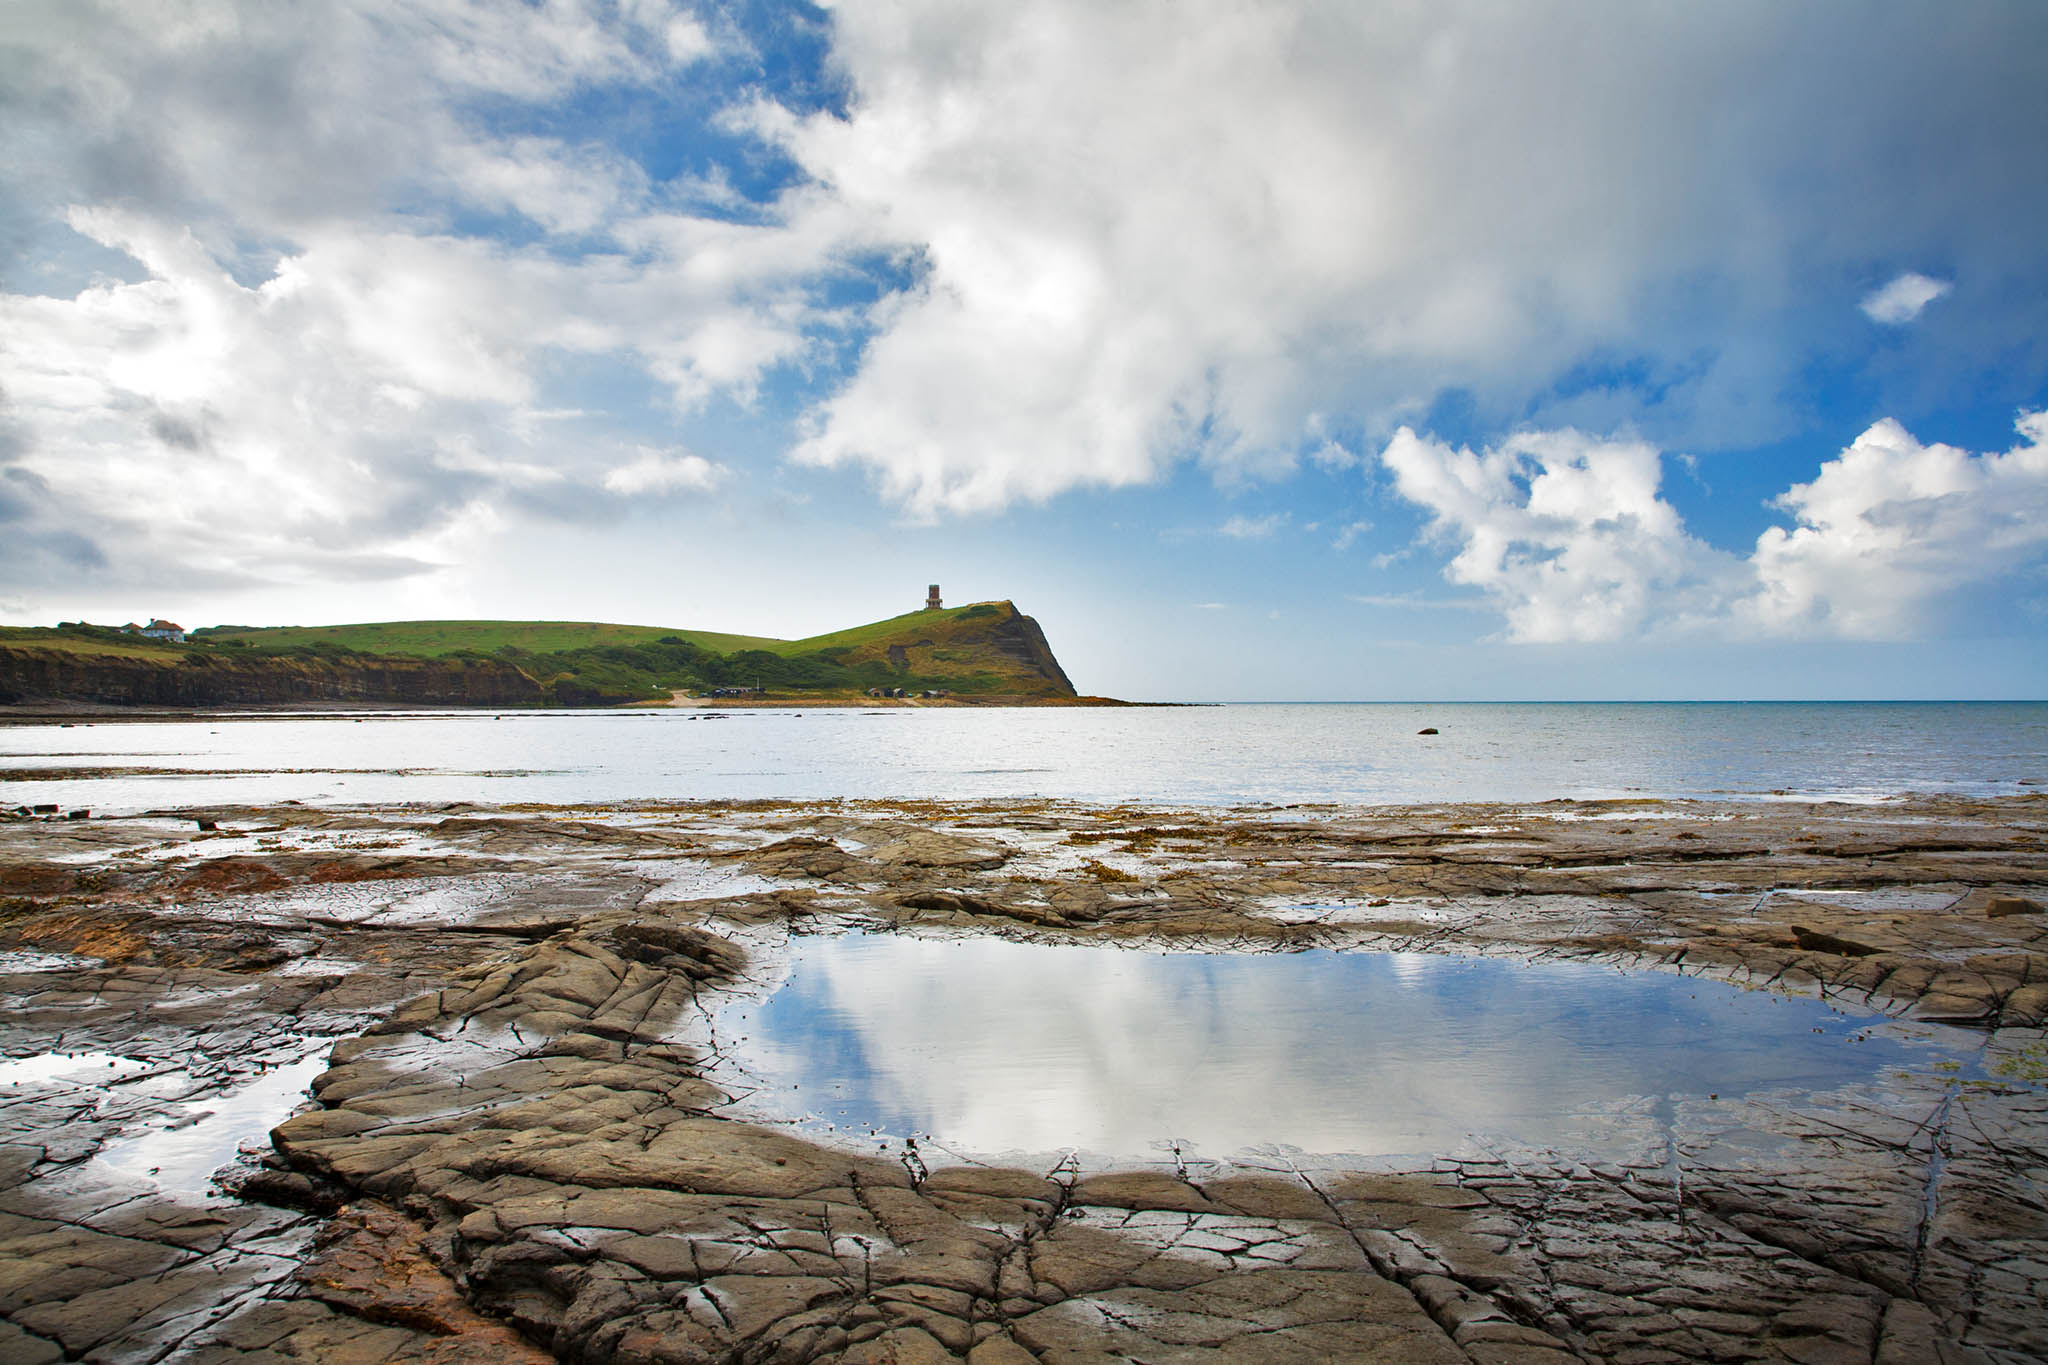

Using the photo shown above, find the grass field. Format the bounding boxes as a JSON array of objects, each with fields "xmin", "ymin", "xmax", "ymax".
[
  {"xmin": 193, "ymin": 605, "xmax": 1008, "ymax": 660},
  {"xmin": 782, "ymin": 604, "xmax": 1006, "ymax": 654},
  {"xmin": 0, "ymin": 627, "xmax": 189, "ymax": 660},
  {"xmin": 3, "ymin": 601, "xmax": 1072, "ymax": 704},
  {"xmin": 194, "ymin": 619, "xmax": 786, "ymax": 657}
]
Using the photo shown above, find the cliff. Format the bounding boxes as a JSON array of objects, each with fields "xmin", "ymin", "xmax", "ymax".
[
  {"xmin": 806, "ymin": 601, "xmax": 1077, "ymax": 697},
  {"xmin": 0, "ymin": 644, "xmax": 545, "ymax": 709}
]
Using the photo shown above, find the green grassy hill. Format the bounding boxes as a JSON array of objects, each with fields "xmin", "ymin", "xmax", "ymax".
[
  {"xmin": 0, "ymin": 626, "xmax": 191, "ymax": 661},
  {"xmin": 192, "ymin": 619, "xmax": 784, "ymax": 656},
  {"xmin": 1, "ymin": 602, "xmax": 1086, "ymax": 707},
  {"xmin": 194, "ymin": 606, "xmax": 1023, "ymax": 661}
]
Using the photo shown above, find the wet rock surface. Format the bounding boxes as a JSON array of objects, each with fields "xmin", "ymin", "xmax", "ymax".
[{"xmin": 0, "ymin": 795, "xmax": 2042, "ymax": 1362}]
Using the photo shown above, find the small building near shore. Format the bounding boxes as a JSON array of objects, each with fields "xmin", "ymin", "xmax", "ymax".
[{"xmin": 128, "ymin": 619, "xmax": 186, "ymax": 642}]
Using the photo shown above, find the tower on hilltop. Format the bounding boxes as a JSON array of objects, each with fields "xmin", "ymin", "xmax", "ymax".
[{"xmin": 925, "ymin": 584, "xmax": 942, "ymax": 610}]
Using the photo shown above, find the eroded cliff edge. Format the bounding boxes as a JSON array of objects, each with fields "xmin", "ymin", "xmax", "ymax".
[{"xmin": 0, "ymin": 644, "xmax": 547, "ymax": 708}]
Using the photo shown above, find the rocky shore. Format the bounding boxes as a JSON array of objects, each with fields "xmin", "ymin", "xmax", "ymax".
[{"xmin": 1, "ymin": 795, "xmax": 2043, "ymax": 1363}]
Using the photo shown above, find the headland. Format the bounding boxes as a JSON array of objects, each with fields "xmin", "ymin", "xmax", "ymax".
[{"xmin": 0, "ymin": 597, "xmax": 1108, "ymax": 711}]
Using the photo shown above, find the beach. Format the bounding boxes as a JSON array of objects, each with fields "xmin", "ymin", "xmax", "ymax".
[
  {"xmin": 1, "ymin": 791, "xmax": 2043, "ymax": 1362},
  {"xmin": 12, "ymin": 0, "xmax": 2046, "ymax": 1357}
]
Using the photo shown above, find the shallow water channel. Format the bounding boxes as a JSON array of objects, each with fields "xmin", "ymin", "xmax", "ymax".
[
  {"xmin": 0, "ymin": 1048, "xmax": 335, "ymax": 1196},
  {"xmin": 712, "ymin": 935, "xmax": 1981, "ymax": 1163}
]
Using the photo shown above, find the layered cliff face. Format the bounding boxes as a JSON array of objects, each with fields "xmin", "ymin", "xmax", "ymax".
[
  {"xmin": 0, "ymin": 646, "xmax": 545, "ymax": 708},
  {"xmin": 963, "ymin": 602, "xmax": 1078, "ymax": 695},
  {"xmin": 822, "ymin": 601, "xmax": 1079, "ymax": 698}
]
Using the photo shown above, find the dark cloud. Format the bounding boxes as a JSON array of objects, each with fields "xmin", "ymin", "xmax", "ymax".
[
  {"xmin": 0, "ymin": 465, "xmax": 111, "ymax": 577},
  {"xmin": 147, "ymin": 408, "xmax": 208, "ymax": 452}
]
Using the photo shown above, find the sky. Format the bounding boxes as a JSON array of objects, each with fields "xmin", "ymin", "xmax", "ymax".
[{"xmin": 2, "ymin": 0, "xmax": 2046, "ymax": 701}]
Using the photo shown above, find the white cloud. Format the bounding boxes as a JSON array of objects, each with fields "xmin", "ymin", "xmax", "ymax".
[
  {"xmin": 0, "ymin": 2, "xmax": 834, "ymax": 599},
  {"xmin": 0, "ymin": 204, "xmax": 789, "ymax": 591},
  {"xmin": 400, "ymin": 0, "xmax": 712, "ymax": 98},
  {"xmin": 601, "ymin": 449, "xmax": 726, "ymax": 496},
  {"xmin": 1331, "ymin": 519, "xmax": 1373, "ymax": 551},
  {"xmin": 440, "ymin": 136, "xmax": 650, "ymax": 236},
  {"xmin": 1348, "ymin": 593, "xmax": 1488, "ymax": 611},
  {"xmin": 762, "ymin": 1, "xmax": 2047, "ymax": 514},
  {"xmin": 1381, "ymin": 427, "xmax": 1735, "ymax": 642},
  {"xmin": 1, "ymin": 0, "xmax": 2044, "ymax": 614},
  {"xmin": 1861, "ymin": 272, "xmax": 1952, "ymax": 325},
  {"xmin": 1381, "ymin": 412, "xmax": 2048, "ymax": 642},
  {"xmin": 1219, "ymin": 512, "xmax": 1288, "ymax": 541},
  {"xmin": 1749, "ymin": 412, "xmax": 2048, "ymax": 635}
]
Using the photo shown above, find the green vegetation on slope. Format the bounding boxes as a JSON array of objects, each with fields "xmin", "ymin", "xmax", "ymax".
[
  {"xmin": 6, "ymin": 602, "xmax": 1076, "ymax": 706},
  {"xmin": 0, "ymin": 626, "xmax": 190, "ymax": 661},
  {"xmin": 781, "ymin": 602, "xmax": 1008, "ymax": 654},
  {"xmin": 194, "ymin": 608, "xmax": 1018, "ymax": 660},
  {"xmin": 193, "ymin": 619, "xmax": 782, "ymax": 657},
  {"xmin": 479, "ymin": 601, "xmax": 1063, "ymax": 703}
]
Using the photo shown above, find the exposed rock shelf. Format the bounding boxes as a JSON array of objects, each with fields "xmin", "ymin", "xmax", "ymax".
[{"xmin": 0, "ymin": 795, "xmax": 2043, "ymax": 1362}]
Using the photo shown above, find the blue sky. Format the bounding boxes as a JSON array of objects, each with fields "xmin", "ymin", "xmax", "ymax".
[{"xmin": 2, "ymin": 0, "xmax": 2046, "ymax": 700}]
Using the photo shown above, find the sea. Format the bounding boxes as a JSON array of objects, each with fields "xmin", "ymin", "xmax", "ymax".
[{"xmin": 2, "ymin": 701, "xmax": 2044, "ymax": 811}]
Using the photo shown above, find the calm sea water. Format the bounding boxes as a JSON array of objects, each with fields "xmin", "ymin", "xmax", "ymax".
[{"xmin": 1, "ymin": 702, "xmax": 2044, "ymax": 811}]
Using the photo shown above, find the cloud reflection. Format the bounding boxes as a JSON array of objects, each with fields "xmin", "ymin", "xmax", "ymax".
[{"xmin": 723, "ymin": 936, "xmax": 1952, "ymax": 1161}]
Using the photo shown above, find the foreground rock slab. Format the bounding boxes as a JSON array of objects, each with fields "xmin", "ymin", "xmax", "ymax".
[{"xmin": 1, "ymin": 794, "xmax": 2043, "ymax": 1362}]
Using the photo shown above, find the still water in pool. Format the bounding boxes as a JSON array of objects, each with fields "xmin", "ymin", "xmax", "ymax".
[{"xmin": 713, "ymin": 935, "xmax": 1980, "ymax": 1161}]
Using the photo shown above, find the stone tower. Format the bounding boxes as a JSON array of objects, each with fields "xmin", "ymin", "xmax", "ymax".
[{"xmin": 925, "ymin": 584, "xmax": 942, "ymax": 610}]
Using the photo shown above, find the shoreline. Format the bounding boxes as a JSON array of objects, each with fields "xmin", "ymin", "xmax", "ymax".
[
  {"xmin": 0, "ymin": 694, "xmax": 1163, "ymax": 723},
  {"xmin": 1, "ymin": 795, "xmax": 2043, "ymax": 1361}
]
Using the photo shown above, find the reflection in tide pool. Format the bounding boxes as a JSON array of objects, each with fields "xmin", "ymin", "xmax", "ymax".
[
  {"xmin": 91, "ymin": 1055, "xmax": 329, "ymax": 1194},
  {"xmin": 0, "ymin": 1051, "xmax": 152, "ymax": 1088},
  {"xmin": 718, "ymin": 936, "xmax": 1979, "ymax": 1161}
]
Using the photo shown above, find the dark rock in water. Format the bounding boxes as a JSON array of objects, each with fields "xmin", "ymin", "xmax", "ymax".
[
  {"xmin": 1417, "ymin": 727, "xmax": 1439, "ymax": 735},
  {"xmin": 65, "ymin": 809, "xmax": 88, "ymax": 821},
  {"xmin": 1987, "ymin": 894, "xmax": 2043, "ymax": 918},
  {"xmin": 1790, "ymin": 924, "xmax": 1880, "ymax": 957}
]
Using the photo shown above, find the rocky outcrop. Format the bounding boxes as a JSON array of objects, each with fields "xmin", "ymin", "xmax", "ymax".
[
  {"xmin": 0, "ymin": 646, "xmax": 546, "ymax": 708},
  {"xmin": 962, "ymin": 604, "xmax": 1076, "ymax": 695},
  {"xmin": 8, "ymin": 796, "xmax": 2047, "ymax": 1362},
  {"xmin": 828, "ymin": 602, "xmax": 1079, "ymax": 699}
]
